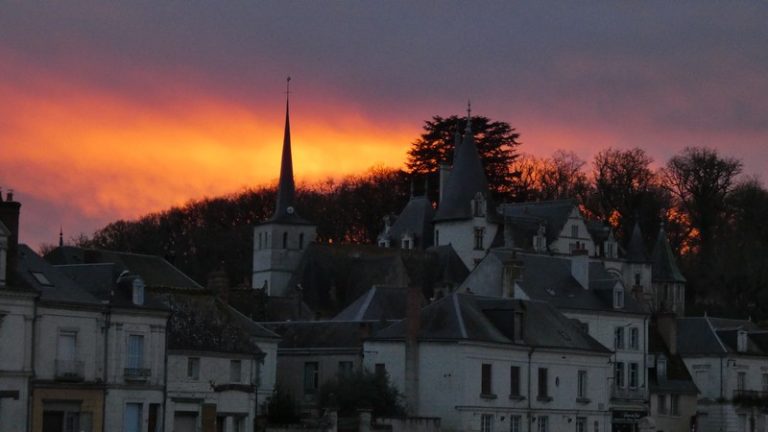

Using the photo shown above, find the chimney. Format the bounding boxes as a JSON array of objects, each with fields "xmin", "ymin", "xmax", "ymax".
[
  {"xmin": 656, "ymin": 313, "xmax": 677, "ymax": 355},
  {"xmin": 503, "ymin": 217, "xmax": 515, "ymax": 249},
  {"xmin": 438, "ymin": 164, "xmax": 452, "ymax": 202},
  {"xmin": 404, "ymin": 284, "xmax": 421, "ymax": 415},
  {"xmin": 502, "ymin": 257, "xmax": 523, "ymax": 298},
  {"xmin": 0, "ymin": 190, "xmax": 21, "ymax": 285},
  {"xmin": 206, "ymin": 263, "xmax": 230, "ymax": 303},
  {"xmin": 571, "ymin": 251, "xmax": 589, "ymax": 289}
]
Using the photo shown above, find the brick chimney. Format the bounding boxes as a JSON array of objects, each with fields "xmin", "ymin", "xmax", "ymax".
[
  {"xmin": 404, "ymin": 284, "xmax": 421, "ymax": 415},
  {"xmin": 0, "ymin": 190, "xmax": 21, "ymax": 285},
  {"xmin": 656, "ymin": 313, "xmax": 678, "ymax": 355}
]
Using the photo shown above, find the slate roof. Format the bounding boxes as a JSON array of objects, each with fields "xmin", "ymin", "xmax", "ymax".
[
  {"xmin": 264, "ymin": 321, "xmax": 389, "ymax": 350},
  {"xmin": 286, "ymin": 243, "xmax": 467, "ymax": 317},
  {"xmin": 333, "ymin": 286, "xmax": 423, "ymax": 321},
  {"xmin": 156, "ymin": 289, "xmax": 279, "ymax": 355},
  {"xmin": 493, "ymin": 251, "xmax": 647, "ymax": 314},
  {"xmin": 648, "ymin": 325, "xmax": 698, "ymax": 394},
  {"xmin": 625, "ymin": 222, "xmax": 648, "ymax": 263},
  {"xmin": 433, "ymin": 120, "xmax": 492, "ymax": 222},
  {"xmin": 13, "ymin": 244, "xmax": 100, "ymax": 304},
  {"xmin": 0, "ymin": 220, "xmax": 9, "ymax": 237},
  {"xmin": 227, "ymin": 288, "xmax": 315, "ymax": 322},
  {"xmin": 53, "ymin": 263, "xmax": 168, "ymax": 310},
  {"xmin": 45, "ymin": 246, "xmax": 204, "ymax": 290},
  {"xmin": 372, "ymin": 293, "xmax": 609, "ymax": 354},
  {"xmin": 500, "ymin": 199, "xmax": 578, "ymax": 247},
  {"xmin": 677, "ymin": 316, "xmax": 766, "ymax": 356},
  {"xmin": 379, "ymin": 195, "xmax": 434, "ymax": 248},
  {"xmin": 651, "ymin": 226, "xmax": 686, "ymax": 283}
]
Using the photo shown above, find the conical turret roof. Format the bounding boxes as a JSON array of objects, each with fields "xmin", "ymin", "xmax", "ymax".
[
  {"xmin": 434, "ymin": 111, "xmax": 491, "ymax": 222},
  {"xmin": 651, "ymin": 224, "xmax": 686, "ymax": 283},
  {"xmin": 625, "ymin": 221, "xmax": 648, "ymax": 263}
]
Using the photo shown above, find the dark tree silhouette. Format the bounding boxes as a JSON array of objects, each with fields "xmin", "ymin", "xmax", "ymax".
[
  {"xmin": 662, "ymin": 147, "xmax": 742, "ymax": 259},
  {"xmin": 406, "ymin": 115, "xmax": 521, "ymax": 201}
]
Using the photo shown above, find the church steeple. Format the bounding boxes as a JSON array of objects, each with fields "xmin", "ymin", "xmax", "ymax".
[{"xmin": 271, "ymin": 77, "xmax": 303, "ymax": 223}]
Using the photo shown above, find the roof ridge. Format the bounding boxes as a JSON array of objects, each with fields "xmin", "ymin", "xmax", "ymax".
[
  {"xmin": 705, "ymin": 316, "xmax": 729, "ymax": 353},
  {"xmin": 354, "ymin": 286, "xmax": 378, "ymax": 321}
]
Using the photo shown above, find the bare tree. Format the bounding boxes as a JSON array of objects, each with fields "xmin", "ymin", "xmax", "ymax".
[{"xmin": 662, "ymin": 147, "xmax": 742, "ymax": 259}]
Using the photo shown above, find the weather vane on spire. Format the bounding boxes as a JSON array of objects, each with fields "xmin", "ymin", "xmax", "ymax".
[{"xmin": 286, "ymin": 76, "xmax": 291, "ymax": 100}]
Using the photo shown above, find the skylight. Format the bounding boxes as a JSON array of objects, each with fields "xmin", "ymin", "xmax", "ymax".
[{"xmin": 31, "ymin": 272, "xmax": 53, "ymax": 286}]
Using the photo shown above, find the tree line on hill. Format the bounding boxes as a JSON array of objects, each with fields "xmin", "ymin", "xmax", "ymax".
[{"xmin": 69, "ymin": 115, "xmax": 768, "ymax": 321}]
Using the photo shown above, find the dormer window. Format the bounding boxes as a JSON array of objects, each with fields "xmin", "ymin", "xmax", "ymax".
[
  {"xmin": 474, "ymin": 228, "xmax": 485, "ymax": 250},
  {"xmin": 378, "ymin": 239, "xmax": 389, "ymax": 248},
  {"xmin": 472, "ymin": 193, "xmax": 485, "ymax": 217},
  {"xmin": 613, "ymin": 286, "xmax": 625, "ymax": 309},
  {"xmin": 401, "ymin": 234, "xmax": 413, "ymax": 250},
  {"xmin": 132, "ymin": 277, "xmax": 145, "ymax": 306},
  {"xmin": 737, "ymin": 330, "xmax": 748, "ymax": 352}
]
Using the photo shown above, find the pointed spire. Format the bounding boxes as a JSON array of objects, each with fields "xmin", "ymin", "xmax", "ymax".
[
  {"xmin": 59, "ymin": 226, "xmax": 63, "ymax": 247},
  {"xmin": 272, "ymin": 77, "xmax": 299, "ymax": 222},
  {"xmin": 465, "ymin": 99, "xmax": 472, "ymax": 133},
  {"xmin": 626, "ymin": 219, "xmax": 648, "ymax": 263},
  {"xmin": 651, "ymin": 221, "xmax": 686, "ymax": 283}
]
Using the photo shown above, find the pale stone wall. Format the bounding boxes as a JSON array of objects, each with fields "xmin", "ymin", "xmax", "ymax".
[
  {"xmin": 253, "ymin": 223, "xmax": 316, "ymax": 296},
  {"xmin": 549, "ymin": 208, "xmax": 597, "ymax": 256},
  {"xmin": 433, "ymin": 217, "xmax": 498, "ymax": 270}
]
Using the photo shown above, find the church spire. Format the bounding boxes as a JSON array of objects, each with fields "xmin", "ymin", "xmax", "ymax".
[{"xmin": 272, "ymin": 77, "xmax": 298, "ymax": 221}]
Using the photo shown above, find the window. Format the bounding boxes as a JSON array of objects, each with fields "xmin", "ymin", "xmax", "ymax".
[
  {"xmin": 481, "ymin": 414, "xmax": 494, "ymax": 432},
  {"xmin": 629, "ymin": 363, "xmax": 639, "ymax": 388},
  {"xmin": 509, "ymin": 415, "xmax": 522, "ymax": 432},
  {"xmin": 537, "ymin": 368, "xmax": 549, "ymax": 399},
  {"xmin": 577, "ymin": 370, "xmax": 588, "ymax": 399},
  {"xmin": 737, "ymin": 372, "xmax": 746, "ymax": 391},
  {"xmin": 613, "ymin": 287, "xmax": 624, "ymax": 309},
  {"xmin": 474, "ymin": 195, "xmax": 485, "ymax": 217},
  {"xmin": 123, "ymin": 403, "xmax": 143, "ymax": 432},
  {"xmin": 614, "ymin": 327, "xmax": 625, "ymax": 350},
  {"xmin": 230, "ymin": 360, "xmax": 242, "ymax": 383},
  {"xmin": 282, "ymin": 232, "xmax": 288, "ymax": 249},
  {"xmin": 657, "ymin": 357, "xmax": 667, "ymax": 381},
  {"xmin": 481, "ymin": 363, "xmax": 493, "ymax": 395},
  {"xmin": 576, "ymin": 417, "xmax": 587, "ymax": 432},
  {"xmin": 435, "ymin": 230, "xmax": 440, "ymax": 246},
  {"xmin": 375, "ymin": 363, "xmax": 386, "ymax": 377},
  {"xmin": 737, "ymin": 331, "xmax": 748, "ymax": 352},
  {"xmin": 615, "ymin": 362, "xmax": 625, "ymax": 388},
  {"xmin": 303, "ymin": 362, "xmax": 319, "ymax": 394},
  {"xmin": 536, "ymin": 415, "xmax": 548, "ymax": 432},
  {"xmin": 299, "ymin": 233, "xmax": 305, "ymax": 249},
  {"xmin": 534, "ymin": 234, "xmax": 543, "ymax": 251},
  {"xmin": 132, "ymin": 278, "xmax": 145, "ymax": 305},
  {"xmin": 510, "ymin": 366, "xmax": 521, "ymax": 397},
  {"xmin": 58, "ymin": 331, "xmax": 77, "ymax": 361},
  {"xmin": 402, "ymin": 238, "xmax": 411, "ymax": 249},
  {"xmin": 593, "ymin": 420, "xmax": 599, "ymax": 432},
  {"xmin": 187, "ymin": 357, "xmax": 200, "ymax": 380},
  {"xmin": 671, "ymin": 394, "xmax": 680, "ymax": 415},
  {"xmin": 474, "ymin": 227, "xmax": 485, "ymax": 250},
  {"xmin": 127, "ymin": 335, "xmax": 144, "ymax": 369},
  {"xmin": 571, "ymin": 224, "xmax": 579, "ymax": 238},
  {"xmin": 338, "ymin": 361, "xmax": 354, "ymax": 377},
  {"xmin": 762, "ymin": 373, "xmax": 768, "ymax": 392},
  {"xmin": 629, "ymin": 327, "xmax": 639, "ymax": 350},
  {"xmin": 658, "ymin": 394, "xmax": 667, "ymax": 414}
]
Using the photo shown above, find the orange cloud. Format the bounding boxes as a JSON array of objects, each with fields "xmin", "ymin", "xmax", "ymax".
[{"xmin": 0, "ymin": 65, "xmax": 416, "ymax": 227}]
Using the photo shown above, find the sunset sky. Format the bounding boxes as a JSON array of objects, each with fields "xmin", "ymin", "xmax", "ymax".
[{"xmin": 1, "ymin": 1, "xmax": 766, "ymax": 248}]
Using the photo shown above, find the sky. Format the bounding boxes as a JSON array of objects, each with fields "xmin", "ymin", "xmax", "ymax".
[{"xmin": 1, "ymin": 1, "xmax": 766, "ymax": 249}]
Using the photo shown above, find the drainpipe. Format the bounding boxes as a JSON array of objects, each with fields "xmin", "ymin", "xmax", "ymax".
[
  {"xmin": 27, "ymin": 297, "xmax": 38, "ymax": 432},
  {"xmin": 162, "ymin": 317, "xmax": 169, "ymax": 432},
  {"xmin": 102, "ymin": 304, "xmax": 111, "ymax": 432},
  {"xmin": 527, "ymin": 347, "xmax": 534, "ymax": 429}
]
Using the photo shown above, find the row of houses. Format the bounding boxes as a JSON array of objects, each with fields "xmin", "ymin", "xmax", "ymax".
[{"xmin": 0, "ymin": 193, "xmax": 279, "ymax": 432}]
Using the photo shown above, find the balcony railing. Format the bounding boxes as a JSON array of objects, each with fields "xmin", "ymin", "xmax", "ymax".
[
  {"xmin": 124, "ymin": 367, "xmax": 152, "ymax": 381},
  {"xmin": 55, "ymin": 359, "xmax": 84, "ymax": 381},
  {"xmin": 733, "ymin": 390, "xmax": 768, "ymax": 407},
  {"xmin": 611, "ymin": 385, "xmax": 647, "ymax": 401}
]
